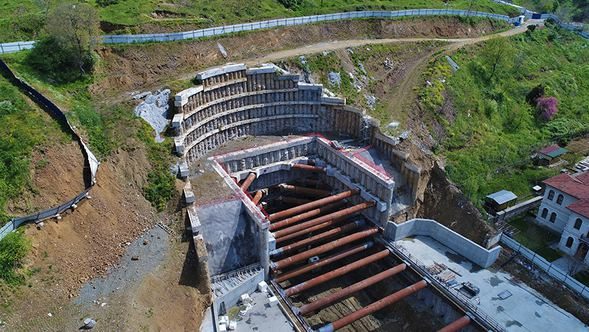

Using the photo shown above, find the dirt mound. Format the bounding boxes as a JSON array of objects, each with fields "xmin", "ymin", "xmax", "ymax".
[
  {"xmin": 417, "ymin": 162, "xmax": 494, "ymax": 245},
  {"xmin": 6, "ymin": 140, "xmax": 86, "ymax": 215},
  {"xmin": 93, "ymin": 17, "xmax": 506, "ymax": 99}
]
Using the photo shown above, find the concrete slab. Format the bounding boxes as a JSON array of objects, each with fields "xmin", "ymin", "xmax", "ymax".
[
  {"xmin": 233, "ymin": 291, "xmax": 294, "ymax": 332},
  {"xmin": 396, "ymin": 236, "xmax": 588, "ymax": 332}
]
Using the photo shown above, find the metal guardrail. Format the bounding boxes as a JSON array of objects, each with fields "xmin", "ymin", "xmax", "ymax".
[
  {"xmin": 384, "ymin": 241, "xmax": 506, "ymax": 332},
  {"xmin": 500, "ymin": 233, "xmax": 589, "ymax": 300},
  {"xmin": 0, "ymin": 9, "xmax": 514, "ymax": 54}
]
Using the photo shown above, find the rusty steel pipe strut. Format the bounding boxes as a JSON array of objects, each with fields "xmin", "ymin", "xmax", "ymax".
[
  {"xmin": 274, "ymin": 201, "xmax": 375, "ymax": 239},
  {"xmin": 275, "ymin": 241, "xmax": 374, "ymax": 283},
  {"xmin": 275, "ymin": 216, "xmax": 349, "ymax": 244},
  {"xmin": 291, "ymin": 163, "xmax": 325, "ymax": 173},
  {"xmin": 271, "ymin": 227, "xmax": 379, "ymax": 270},
  {"xmin": 437, "ymin": 315, "xmax": 471, "ymax": 332},
  {"xmin": 285, "ymin": 249, "xmax": 390, "ymax": 296},
  {"xmin": 271, "ymin": 220, "xmax": 364, "ymax": 256},
  {"xmin": 252, "ymin": 191, "xmax": 263, "ymax": 205},
  {"xmin": 240, "ymin": 172, "xmax": 256, "ymax": 191},
  {"xmin": 299, "ymin": 263, "xmax": 408, "ymax": 316},
  {"xmin": 270, "ymin": 200, "xmax": 348, "ymax": 231},
  {"xmin": 269, "ymin": 190, "xmax": 359, "ymax": 222},
  {"xmin": 316, "ymin": 280, "xmax": 428, "ymax": 332},
  {"xmin": 278, "ymin": 184, "xmax": 331, "ymax": 197}
]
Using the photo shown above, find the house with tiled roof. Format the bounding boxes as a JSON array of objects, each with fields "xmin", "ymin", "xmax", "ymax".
[
  {"xmin": 536, "ymin": 171, "xmax": 589, "ymax": 262},
  {"xmin": 534, "ymin": 144, "xmax": 568, "ymax": 166}
]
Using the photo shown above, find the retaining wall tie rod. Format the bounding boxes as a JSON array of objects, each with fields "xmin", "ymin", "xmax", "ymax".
[
  {"xmin": 270, "ymin": 200, "xmax": 348, "ymax": 231},
  {"xmin": 252, "ymin": 191, "xmax": 263, "ymax": 205},
  {"xmin": 271, "ymin": 220, "xmax": 364, "ymax": 256},
  {"xmin": 285, "ymin": 249, "xmax": 390, "ymax": 296},
  {"xmin": 437, "ymin": 315, "xmax": 471, "ymax": 332},
  {"xmin": 274, "ymin": 201, "xmax": 375, "ymax": 238},
  {"xmin": 275, "ymin": 241, "xmax": 374, "ymax": 283},
  {"xmin": 278, "ymin": 184, "xmax": 331, "ymax": 197},
  {"xmin": 298, "ymin": 263, "xmax": 408, "ymax": 316},
  {"xmin": 271, "ymin": 227, "xmax": 379, "ymax": 270},
  {"xmin": 268, "ymin": 189, "xmax": 359, "ymax": 222},
  {"xmin": 291, "ymin": 163, "xmax": 326, "ymax": 173},
  {"xmin": 240, "ymin": 172, "xmax": 256, "ymax": 191},
  {"xmin": 316, "ymin": 280, "xmax": 428, "ymax": 332}
]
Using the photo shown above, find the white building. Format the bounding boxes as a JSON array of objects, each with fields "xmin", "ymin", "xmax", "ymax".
[{"xmin": 536, "ymin": 172, "xmax": 589, "ymax": 263}]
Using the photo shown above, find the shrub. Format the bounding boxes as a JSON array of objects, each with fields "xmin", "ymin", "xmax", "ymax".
[
  {"xmin": 278, "ymin": 0, "xmax": 304, "ymax": 10},
  {"xmin": 144, "ymin": 169, "xmax": 175, "ymax": 211},
  {"xmin": 0, "ymin": 231, "xmax": 31, "ymax": 285},
  {"xmin": 96, "ymin": 0, "xmax": 119, "ymax": 7},
  {"xmin": 27, "ymin": 37, "xmax": 95, "ymax": 83},
  {"xmin": 536, "ymin": 96, "xmax": 559, "ymax": 120}
]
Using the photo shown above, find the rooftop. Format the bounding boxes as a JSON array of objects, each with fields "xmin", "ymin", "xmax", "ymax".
[
  {"xmin": 538, "ymin": 144, "xmax": 568, "ymax": 158},
  {"xmin": 395, "ymin": 236, "xmax": 588, "ymax": 332},
  {"xmin": 486, "ymin": 190, "xmax": 518, "ymax": 205},
  {"xmin": 543, "ymin": 172, "xmax": 589, "ymax": 200}
]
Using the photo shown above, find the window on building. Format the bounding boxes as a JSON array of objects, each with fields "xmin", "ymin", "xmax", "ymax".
[
  {"xmin": 548, "ymin": 190, "xmax": 555, "ymax": 200},
  {"xmin": 566, "ymin": 237, "xmax": 574, "ymax": 248},
  {"xmin": 550, "ymin": 212, "xmax": 557, "ymax": 223},
  {"xmin": 541, "ymin": 208, "xmax": 548, "ymax": 218},
  {"xmin": 557, "ymin": 194, "xmax": 564, "ymax": 205},
  {"xmin": 574, "ymin": 218, "xmax": 583, "ymax": 230}
]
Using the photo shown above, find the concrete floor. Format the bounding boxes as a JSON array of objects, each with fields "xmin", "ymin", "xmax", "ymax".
[
  {"xmin": 234, "ymin": 291, "xmax": 295, "ymax": 332},
  {"xmin": 396, "ymin": 236, "xmax": 588, "ymax": 332}
]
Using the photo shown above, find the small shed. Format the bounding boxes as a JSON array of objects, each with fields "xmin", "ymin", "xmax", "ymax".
[
  {"xmin": 484, "ymin": 190, "xmax": 518, "ymax": 215},
  {"xmin": 535, "ymin": 144, "xmax": 568, "ymax": 166}
]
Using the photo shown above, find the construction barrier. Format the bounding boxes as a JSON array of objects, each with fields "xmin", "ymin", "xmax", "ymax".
[{"xmin": 0, "ymin": 59, "xmax": 100, "ymax": 241}]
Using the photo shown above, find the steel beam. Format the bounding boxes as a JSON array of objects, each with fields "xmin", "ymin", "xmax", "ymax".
[
  {"xmin": 299, "ymin": 264, "xmax": 407, "ymax": 316},
  {"xmin": 271, "ymin": 227, "xmax": 378, "ymax": 270},
  {"xmin": 274, "ymin": 202, "xmax": 374, "ymax": 239},
  {"xmin": 252, "ymin": 191, "xmax": 263, "ymax": 205},
  {"xmin": 275, "ymin": 217, "xmax": 347, "ymax": 244},
  {"xmin": 270, "ymin": 200, "xmax": 347, "ymax": 231},
  {"xmin": 437, "ymin": 315, "xmax": 471, "ymax": 332},
  {"xmin": 240, "ymin": 172, "xmax": 256, "ymax": 191},
  {"xmin": 278, "ymin": 184, "xmax": 330, "ymax": 197},
  {"xmin": 285, "ymin": 249, "xmax": 390, "ymax": 296},
  {"xmin": 291, "ymin": 163, "xmax": 325, "ymax": 173},
  {"xmin": 316, "ymin": 280, "xmax": 428, "ymax": 332},
  {"xmin": 269, "ymin": 190, "xmax": 359, "ymax": 222},
  {"xmin": 272, "ymin": 221, "xmax": 363, "ymax": 256},
  {"xmin": 275, "ymin": 242, "xmax": 373, "ymax": 283}
]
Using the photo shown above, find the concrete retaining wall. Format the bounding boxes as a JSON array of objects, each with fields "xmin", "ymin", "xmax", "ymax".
[{"xmin": 384, "ymin": 218, "xmax": 501, "ymax": 268}]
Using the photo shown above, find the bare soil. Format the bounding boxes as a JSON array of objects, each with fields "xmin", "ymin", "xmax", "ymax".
[{"xmin": 93, "ymin": 17, "xmax": 508, "ymax": 99}]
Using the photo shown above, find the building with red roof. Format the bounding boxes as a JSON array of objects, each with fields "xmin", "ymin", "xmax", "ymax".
[{"xmin": 536, "ymin": 171, "xmax": 589, "ymax": 263}]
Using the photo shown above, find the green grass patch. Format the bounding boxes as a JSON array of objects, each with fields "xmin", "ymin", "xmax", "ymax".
[
  {"xmin": 421, "ymin": 25, "xmax": 589, "ymax": 206},
  {"xmin": 0, "ymin": 0, "xmax": 520, "ymax": 42},
  {"xmin": 0, "ymin": 231, "xmax": 31, "ymax": 285},
  {"xmin": 0, "ymin": 74, "xmax": 67, "ymax": 223},
  {"xmin": 509, "ymin": 216, "xmax": 562, "ymax": 261},
  {"xmin": 137, "ymin": 122, "xmax": 175, "ymax": 212}
]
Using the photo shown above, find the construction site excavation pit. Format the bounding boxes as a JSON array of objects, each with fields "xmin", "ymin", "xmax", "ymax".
[{"xmin": 172, "ymin": 63, "xmax": 578, "ymax": 332}]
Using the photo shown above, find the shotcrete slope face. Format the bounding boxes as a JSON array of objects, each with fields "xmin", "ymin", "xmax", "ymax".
[{"xmin": 177, "ymin": 64, "xmax": 478, "ymax": 331}]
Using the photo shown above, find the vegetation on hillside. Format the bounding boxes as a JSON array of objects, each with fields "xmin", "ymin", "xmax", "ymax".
[
  {"xmin": 0, "ymin": 0, "xmax": 520, "ymax": 42},
  {"xmin": 419, "ymin": 23, "xmax": 589, "ymax": 206},
  {"xmin": 514, "ymin": 0, "xmax": 589, "ymax": 22},
  {"xmin": 0, "ymin": 231, "xmax": 30, "ymax": 285},
  {"xmin": 0, "ymin": 75, "xmax": 66, "ymax": 223}
]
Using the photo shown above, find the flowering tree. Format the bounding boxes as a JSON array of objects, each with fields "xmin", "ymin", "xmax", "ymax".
[{"xmin": 536, "ymin": 96, "xmax": 559, "ymax": 121}]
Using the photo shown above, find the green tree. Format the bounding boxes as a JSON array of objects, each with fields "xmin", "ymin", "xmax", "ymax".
[
  {"xmin": 27, "ymin": 2, "xmax": 99, "ymax": 81},
  {"xmin": 480, "ymin": 37, "xmax": 514, "ymax": 81}
]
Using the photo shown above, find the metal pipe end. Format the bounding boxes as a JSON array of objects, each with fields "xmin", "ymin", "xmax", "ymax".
[
  {"xmin": 270, "ymin": 248, "xmax": 283, "ymax": 256},
  {"xmin": 365, "ymin": 240, "xmax": 374, "ymax": 249}
]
